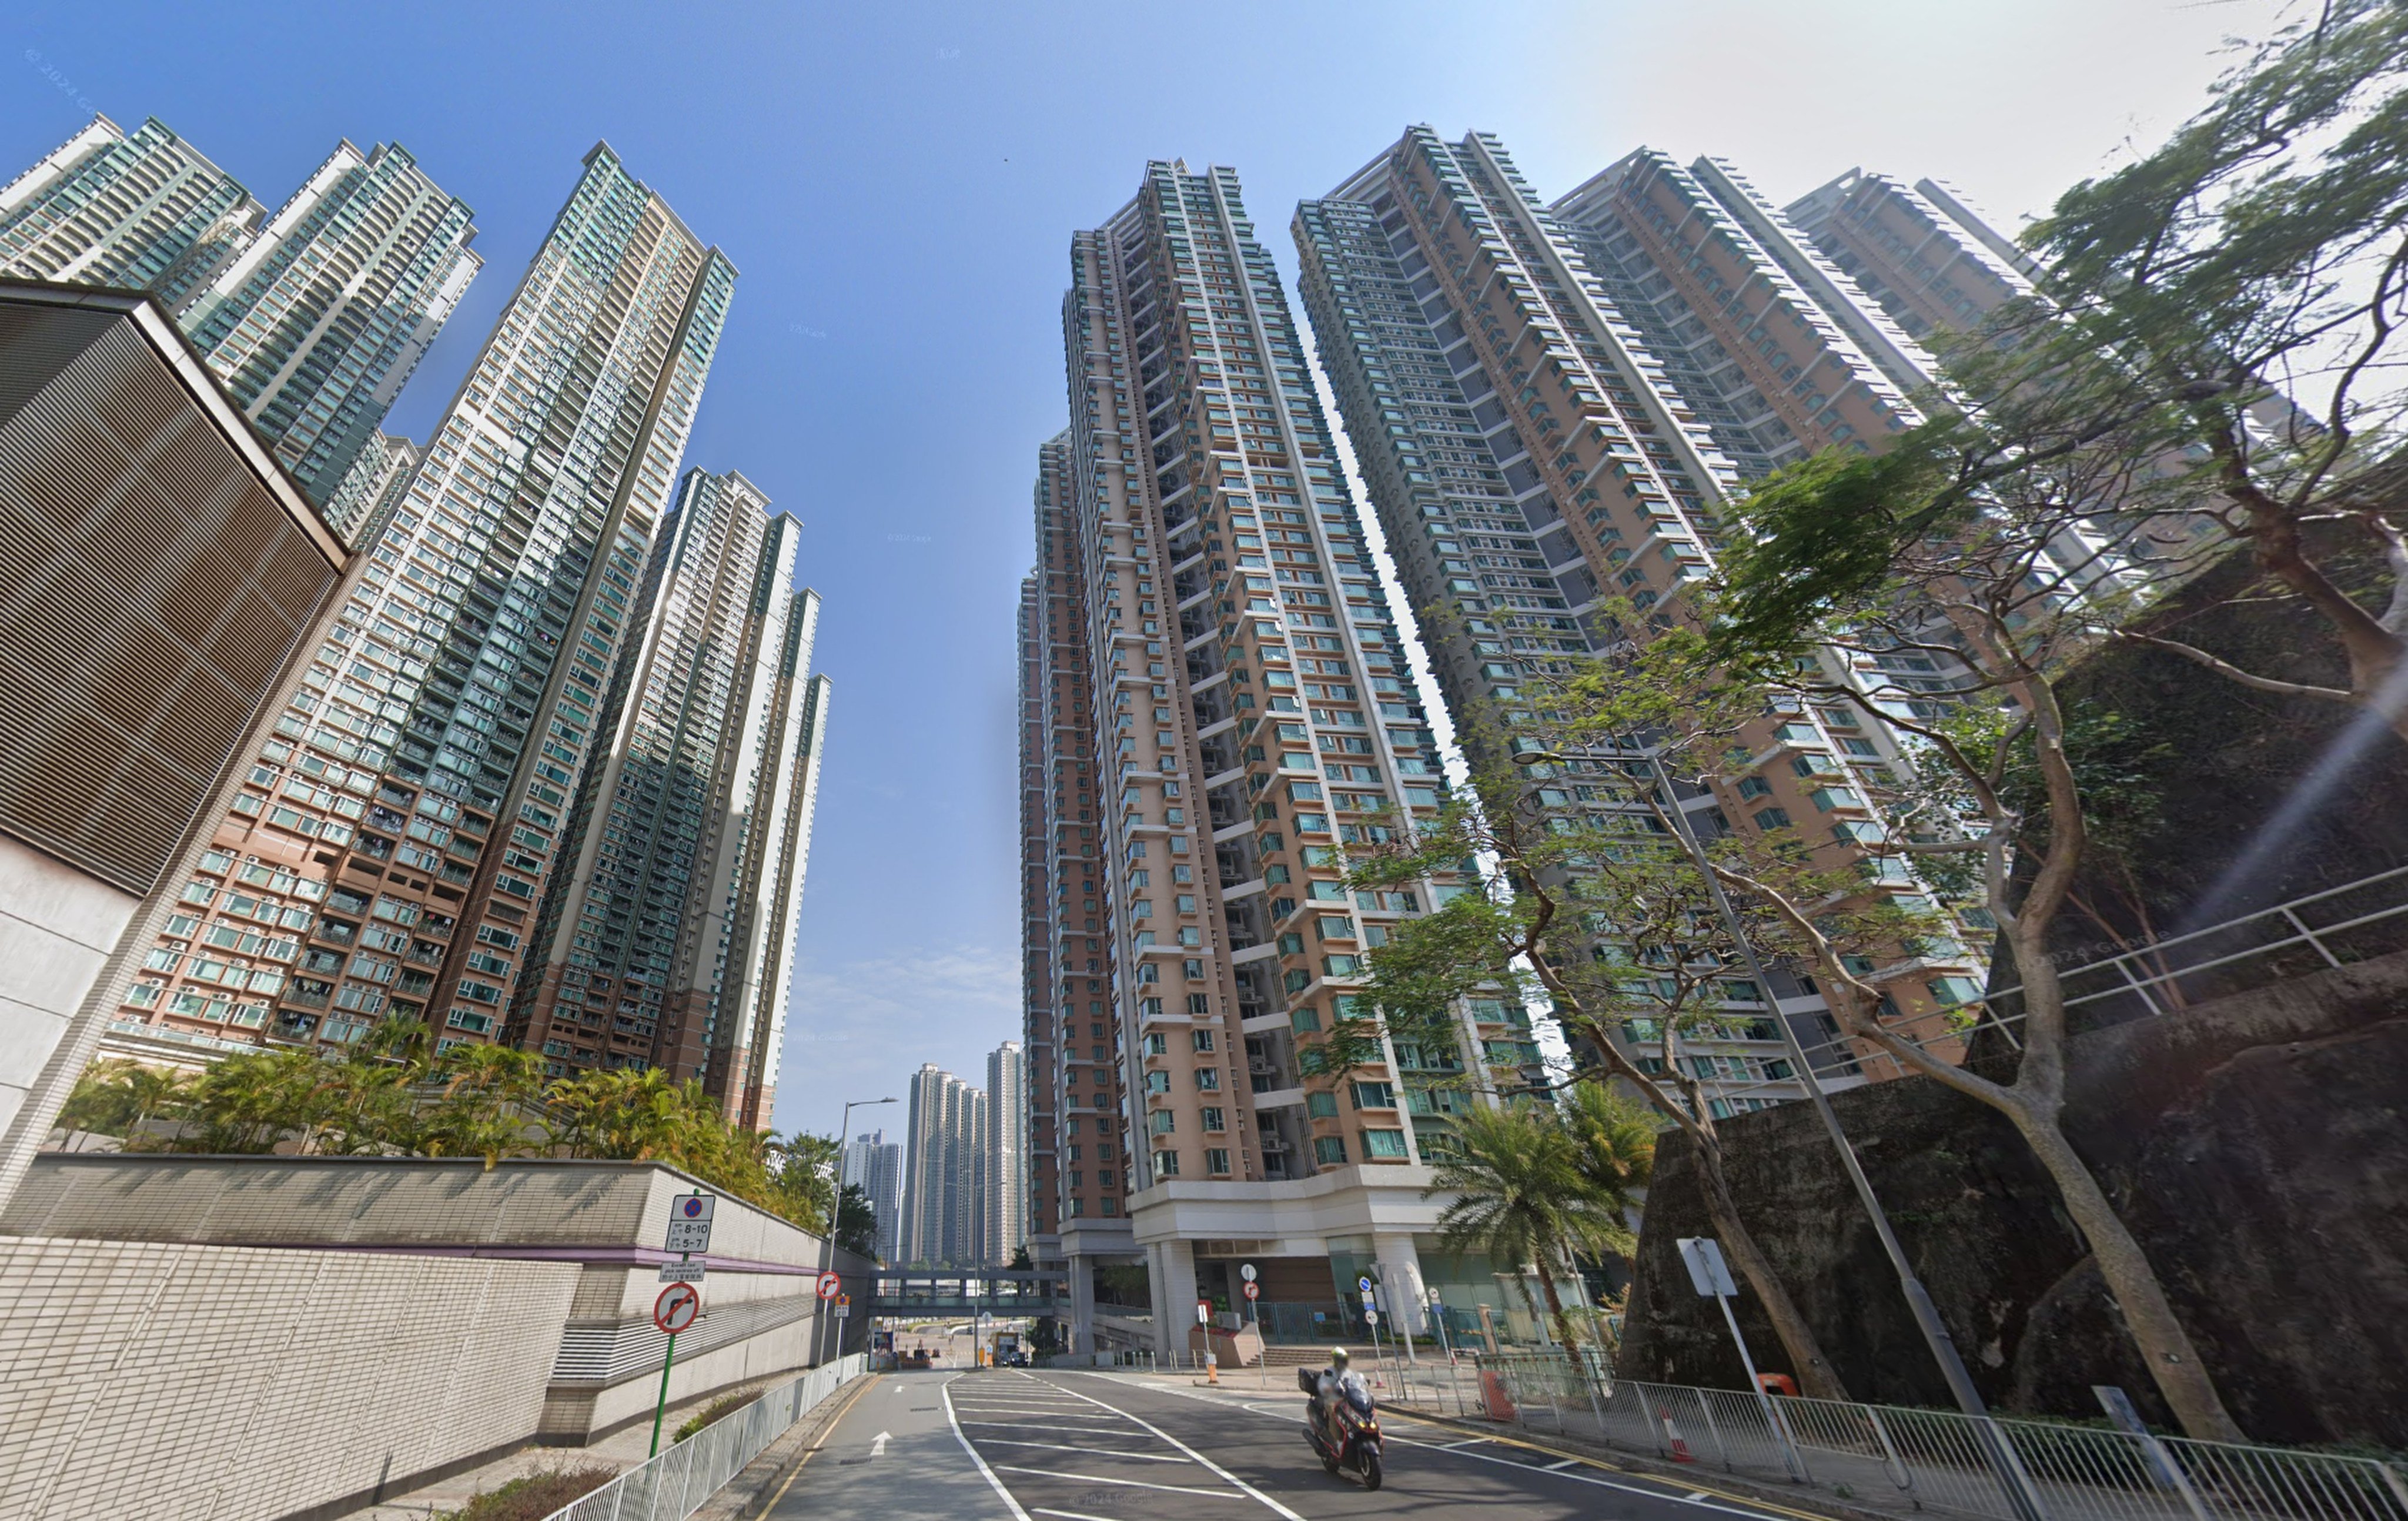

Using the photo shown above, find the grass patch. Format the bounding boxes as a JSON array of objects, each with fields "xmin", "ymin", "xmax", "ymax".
[
  {"xmin": 674, "ymin": 1391, "xmax": 755, "ymax": 1444},
  {"xmin": 433, "ymin": 1465, "xmax": 616, "ymax": 1521}
]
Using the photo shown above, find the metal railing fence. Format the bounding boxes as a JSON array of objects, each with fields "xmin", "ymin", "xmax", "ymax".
[
  {"xmin": 540, "ymin": 1353, "xmax": 867, "ymax": 1521},
  {"xmin": 1376, "ymin": 1352, "xmax": 2408, "ymax": 1521},
  {"xmin": 1701, "ymin": 860, "xmax": 2408, "ymax": 1109}
]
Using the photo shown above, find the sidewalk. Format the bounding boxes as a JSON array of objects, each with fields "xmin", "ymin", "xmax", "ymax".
[{"xmin": 348, "ymin": 1378, "xmax": 791, "ymax": 1520}]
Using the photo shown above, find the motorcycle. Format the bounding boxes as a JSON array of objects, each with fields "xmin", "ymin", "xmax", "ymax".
[{"xmin": 1297, "ymin": 1367, "xmax": 1384, "ymax": 1490}]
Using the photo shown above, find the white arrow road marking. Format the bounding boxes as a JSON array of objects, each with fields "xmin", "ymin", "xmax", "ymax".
[{"xmin": 871, "ymin": 1431, "xmax": 891, "ymax": 1458}]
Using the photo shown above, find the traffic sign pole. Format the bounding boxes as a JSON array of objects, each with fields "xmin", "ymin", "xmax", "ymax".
[
  {"xmin": 649, "ymin": 1282, "xmax": 703, "ymax": 1457},
  {"xmin": 650, "ymin": 1329, "xmax": 679, "ymax": 1457}
]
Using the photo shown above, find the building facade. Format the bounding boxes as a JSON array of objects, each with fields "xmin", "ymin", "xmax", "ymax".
[
  {"xmin": 1016, "ymin": 559, "xmax": 1063, "ymax": 1269},
  {"xmin": 841, "ymin": 1128, "xmax": 905, "ymax": 1266},
  {"xmin": 106, "ymin": 145, "xmax": 736, "ymax": 1065},
  {"xmin": 320, "ymin": 432, "xmax": 423, "ymax": 547},
  {"xmin": 0, "ymin": 116, "xmax": 254, "ymax": 308},
  {"xmin": 901, "ymin": 1062, "xmax": 988, "ymax": 1268},
  {"xmin": 1294, "ymin": 128, "xmax": 1991, "ymax": 1126},
  {"xmin": 0, "ymin": 280, "xmax": 350, "ymax": 1203},
  {"xmin": 985, "ymin": 1039, "xmax": 1028, "ymax": 1265},
  {"xmin": 1027, "ymin": 159, "xmax": 1498, "ymax": 1354},
  {"xmin": 507, "ymin": 467, "xmax": 828, "ymax": 1126},
  {"xmin": 176, "ymin": 138, "xmax": 480, "ymax": 503},
  {"xmin": 0, "ymin": 116, "xmax": 480, "ymax": 512}
]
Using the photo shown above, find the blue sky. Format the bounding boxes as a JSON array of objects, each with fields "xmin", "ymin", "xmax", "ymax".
[{"xmin": 6, "ymin": 0, "xmax": 2277, "ymax": 1138}]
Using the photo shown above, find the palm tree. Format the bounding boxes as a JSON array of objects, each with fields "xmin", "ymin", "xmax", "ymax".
[
  {"xmin": 1561, "ymin": 1081, "xmax": 1656, "ymax": 1231},
  {"xmin": 58, "ymin": 1059, "xmax": 193, "ymax": 1140},
  {"xmin": 1427, "ymin": 1100, "xmax": 1633, "ymax": 1350}
]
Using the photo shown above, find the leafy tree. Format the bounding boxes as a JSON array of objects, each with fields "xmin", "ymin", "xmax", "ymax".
[
  {"xmin": 765, "ymin": 1131, "xmax": 840, "ymax": 1234},
  {"xmin": 1426, "ymin": 1099, "xmax": 1630, "ymax": 1352},
  {"xmin": 1332, "ymin": 680, "xmax": 1890, "ymax": 1399},
  {"xmin": 1723, "ymin": 2, "xmax": 2408, "ymax": 744},
  {"xmin": 834, "ymin": 1183, "xmax": 878, "ymax": 1259},
  {"xmin": 57, "ymin": 1059, "xmax": 192, "ymax": 1139},
  {"xmin": 64, "ymin": 1028, "xmax": 835, "ymax": 1232},
  {"xmin": 1708, "ymin": 420, "xmax": 2249, "ymax": 1436}
]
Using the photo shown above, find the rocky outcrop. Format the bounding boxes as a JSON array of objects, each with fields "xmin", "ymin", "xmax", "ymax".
[{"xmin": 1621, "ymin": 947, "xmax": 2408, "ymax": 1444}]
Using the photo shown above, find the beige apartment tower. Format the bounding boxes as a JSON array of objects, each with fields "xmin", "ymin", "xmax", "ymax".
[
  {"xmin": 1022, "ymin": 160, "xmax": 1517, "ymax": 1355},
  {"xmin": 1294, "ymin": 128, "xmax": 1994, "ymax": 1125}
]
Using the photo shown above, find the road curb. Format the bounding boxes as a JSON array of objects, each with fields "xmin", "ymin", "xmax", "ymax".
[
  {"xmin": 688, "ymin": 1370, "xmax": 878, "ymax": 1521},
  {"xmin": 1383, "ymin": 1403, "xmax": 1897, "ymax": 1521}
]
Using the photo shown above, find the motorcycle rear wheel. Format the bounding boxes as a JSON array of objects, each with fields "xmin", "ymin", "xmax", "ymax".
[{"xmin": 1320, "ymin": 1447, "xmax": 1340, "ymax": 1476}]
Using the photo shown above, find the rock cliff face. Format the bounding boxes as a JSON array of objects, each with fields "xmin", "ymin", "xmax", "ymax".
[{"xmin": 1621, "ymin": 948, "xmax": 2408, "ymax": 1443}]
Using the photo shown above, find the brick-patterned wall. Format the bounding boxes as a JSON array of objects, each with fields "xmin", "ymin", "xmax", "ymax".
[{"xmin": 0, "ymin": 1235, "xmax": 577, "ymax": 1521}]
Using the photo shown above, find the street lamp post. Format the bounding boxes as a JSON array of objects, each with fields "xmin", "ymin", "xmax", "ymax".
[{"xmin": 818, "ymin": 1096, "xmax": 898, "ymax": 1367}]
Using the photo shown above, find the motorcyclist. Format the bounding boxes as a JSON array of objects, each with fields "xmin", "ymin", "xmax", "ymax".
[{"xmin": 1312, "ymin": 1347, "xmax": 1368, "ymax": 1438}]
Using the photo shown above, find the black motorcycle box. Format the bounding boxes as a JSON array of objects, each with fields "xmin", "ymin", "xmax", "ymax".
[{"xmin": 1296, "ymin": 1367, "xmax": 1319, "ymax": 1395}]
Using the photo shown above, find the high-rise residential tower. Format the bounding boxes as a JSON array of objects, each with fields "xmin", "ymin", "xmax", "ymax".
[
  {"xmin": 320, "ymin": 433, "xmax": 423, "ymax": 547},
  {"xmin": 1016, "ymin": 557, "xmax": 1065, "ymax": 1268},
  {"xmin": 109, "ymin": 144, "xmax": 735, "ymax": 1059},
  {"xmin": 1781, "ymin": 169, "xmax": 2041, "ymax": 347},
  {"xmin": 841, "ymin": 1127, "xmax": 905, "ymax": 1265},
  {"xmin": 1029, "ymin": 159, "xmax": 1493, "ymax": 1355},
  {"xmin": 178, "ymin": 139, "xmax": 480, "ymax": 503},
  {"xmin": 986, "ymin": 1039, "xmax": 1029, "ymax": 1266},
  {"xmin": 0, "ymin": 117, "xmax": 479, "ymax": 512},
  {"xmin": 507, "ymin": 467, "xmax": 828, "ymax": 1126},
  {"xmin": 901, "ymin": 1062, "xmax": 988, "ymax": 1268},
  {"xmin": 0, "ymin": 116, "xmax": 254, "ymax": 309},
  {"xmin": 1295, "ymin": 129, "xmax": 1988, "ymax": 1123}
]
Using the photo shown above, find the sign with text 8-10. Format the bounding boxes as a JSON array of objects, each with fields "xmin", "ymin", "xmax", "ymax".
[{"xmin": 665, "ymin": 1192, "xmax": 714, "ymax": 1255}]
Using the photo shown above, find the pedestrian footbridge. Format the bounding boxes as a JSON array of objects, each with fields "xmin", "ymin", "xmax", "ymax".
[{"xmin": 861, "ymin": 1268, "xmax": 1065, "ymax": 1318}]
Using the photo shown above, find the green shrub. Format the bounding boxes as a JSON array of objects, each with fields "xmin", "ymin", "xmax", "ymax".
[
  {"xmin": 433, "ymin": 1465, "xmax": 615, "ymax": 1521},
  {"xmin": 674, "ymin": 1392, "xmax": 753, "ymax": 1443}
]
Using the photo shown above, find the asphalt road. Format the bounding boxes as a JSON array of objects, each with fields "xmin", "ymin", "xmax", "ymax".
[{"xmin": 767, "ymin": 1367, "xmax": 1836, "ymax": 1521}]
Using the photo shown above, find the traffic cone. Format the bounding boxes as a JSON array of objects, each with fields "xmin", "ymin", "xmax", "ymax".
[
  {"xmin": 1659, "ymin": 1407, "xmax": 1695, "ymax": 1463},
  {"xmin": 1207, "ymin": 1355, "xmax": 1220, "ymax": 1385}
]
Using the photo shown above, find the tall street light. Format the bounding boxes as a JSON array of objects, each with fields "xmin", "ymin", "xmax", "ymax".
[{"xmin": 817, "ymin": 1095, "xmax": 898, "ymax": 1366}]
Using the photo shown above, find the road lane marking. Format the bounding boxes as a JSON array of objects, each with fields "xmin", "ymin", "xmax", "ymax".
[
  {"xmin": 940, "ymin": 1378, "xmax": 1036, "ymax": 1521},
  {"xmin": 1083, "ymin": 1373, "xmax": 1806, "ymax": 1521},
  {"xmin": 1033, "ymin": 1510, "xmax": 1131, "ymax": 1521},
  {"xmin": 1035, "ymin": 1376, "xmax": 1308, "ymax": 1521},
  {"xmin": 974, "ymin": 1439, "xmax": 1193, "ymax": 1463},
  {"xmin": 1543, "ymin": 1458, "xmax": 1582, "ymax": 1470},
  {"xmin": 988, "ymin": 1465, "xmax": 1240, "ymax": 1497}
]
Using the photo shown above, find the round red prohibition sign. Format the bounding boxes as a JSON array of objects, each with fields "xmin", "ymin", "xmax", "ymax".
[
  {"xmin": 654, "ymin": 1281, "xmax": 702, "ymax": 1335},
  {"xmin": 815, "ymin": 1271, "xmax": 842, "ymax": 1301},
  {"xmin": 1243, "ymin": 1282, "xmax": 1260, "ymax": 1301}
]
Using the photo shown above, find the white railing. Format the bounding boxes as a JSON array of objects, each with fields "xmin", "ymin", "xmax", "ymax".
[
  {"xmin": 542, "ymin": 1354, "xmax": 866, "ymax": 1521},
  {"xmin": 1383, "ymin": 1353, "xmax": 2408, "ymax": 1521},
  {"xmin": 1703, "ymin": 861, "xmax": 2408, "ymax": 1104}
]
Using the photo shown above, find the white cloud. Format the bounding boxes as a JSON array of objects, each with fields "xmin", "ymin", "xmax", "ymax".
[{"xmin": 767, "ymin": 944, "xmax": 1020, "ymax": 1135}]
